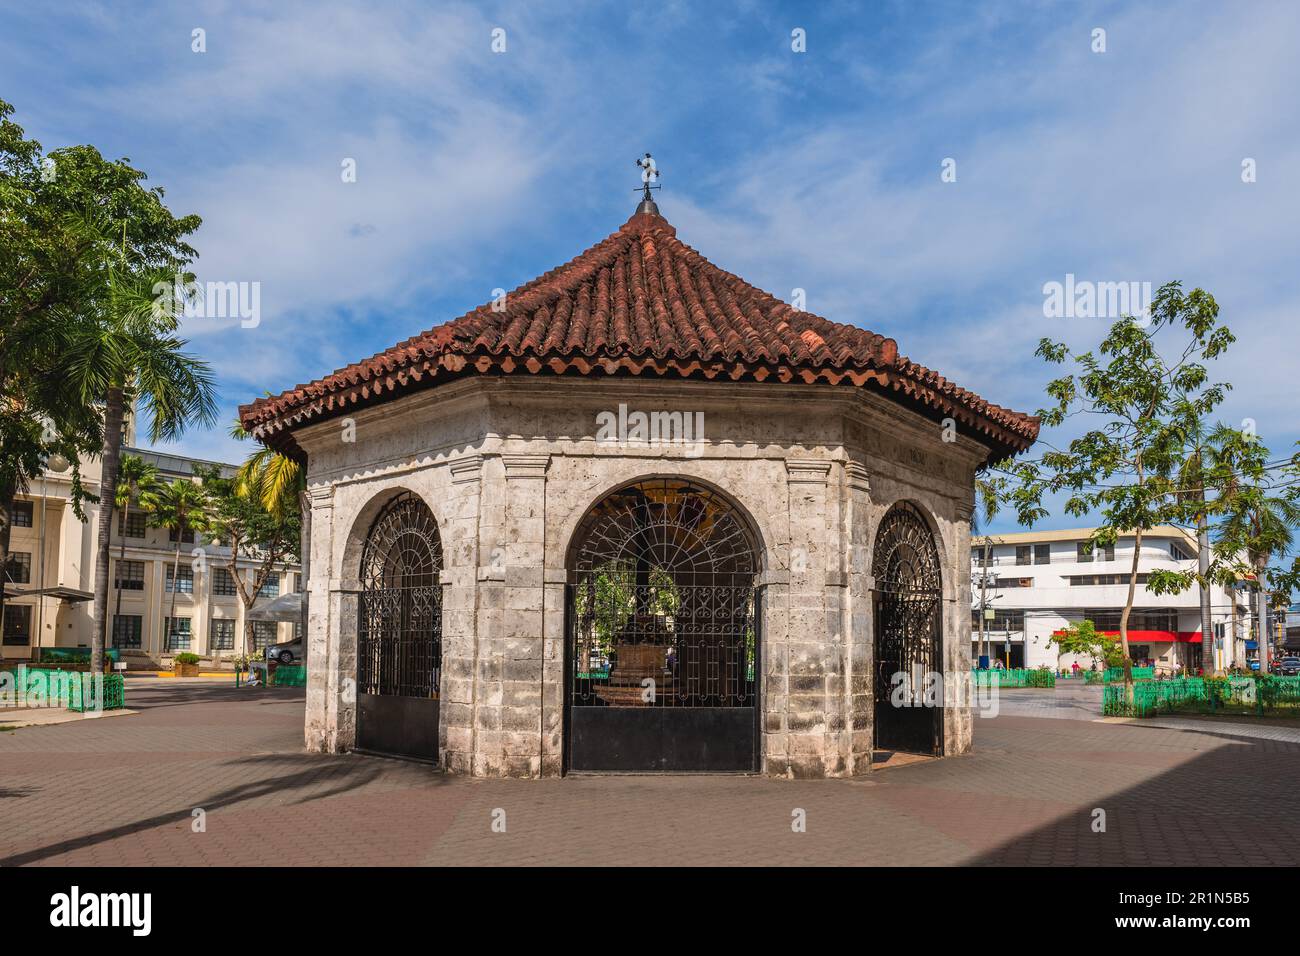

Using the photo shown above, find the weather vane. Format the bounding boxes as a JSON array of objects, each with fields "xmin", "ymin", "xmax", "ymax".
[{"xmin": 635, "ymin": 152, "xmax": 661, "ymax": 205}]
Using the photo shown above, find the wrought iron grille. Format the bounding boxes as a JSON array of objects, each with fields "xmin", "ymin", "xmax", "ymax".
[
  {"xmin": 568, "ymin": 479, "xmax": 759, "ymax": 708},
  {"xmin": 358, "ymin": 493, "xmax": 443, "ymax": 699},
  {"xmin": 873, "ymin": 502, "xmax": 942, "ymax": 698}
]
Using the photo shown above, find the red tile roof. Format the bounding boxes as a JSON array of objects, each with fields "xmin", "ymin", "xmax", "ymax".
[{"xmin": 240, "ymin": 207, "xmax": 1039, "ymax": 461}]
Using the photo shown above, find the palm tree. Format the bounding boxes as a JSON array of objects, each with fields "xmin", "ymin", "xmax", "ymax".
[
  {"xmin": 972, "ymin": 475, "xmax": 1000, "ymax": 666},
  {"xmin": 110, "ymin": 454, "xmax": 159, "ymax": 644},
  {"xmin": 1209, "ymin": 423, "xmax": 1300, "ymax": 673},
  {"xmin": 231, "ymin": 420, "xmax": 308, "ymax": 659},
  {"xmin": 149, "ymin": 478, "xmax": 210, "ymax": 655},
  {"xmin": 1175, "ymin": 423, "xmax": 1215, "ymax": 671},
  {"xmin": 231, "ymin": 421, "xmax": 304, "ymax": 522},
  {"xmin": 70, "ymin": 263, "xmax": 218, "ymax": 673}
]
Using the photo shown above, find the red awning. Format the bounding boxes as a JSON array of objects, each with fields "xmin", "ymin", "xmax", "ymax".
[{"xmin": 1052, "ymin": 629, "xmax": 1203, "ymax": 644}]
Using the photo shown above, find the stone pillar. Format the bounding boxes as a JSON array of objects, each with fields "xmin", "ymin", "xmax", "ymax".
[
  {"xmin": 843, "ymin": 460, "xmax": 874, "ymax": 774},
  {"xmin": 946, "ymin": 493, "xmax": 975, "ymax": 756},
  {"xmin": 475, "ymin": 453, "xmax": 549, "ymax": 777},
  {"xmin": 783, "ymin": 458, "xmax": 837, "ymax": 778},
  {"xmin": 304, "ymin": 484, "xmax": 336, "ymax": 753},
  {"xmin": 440, "ymin": 454, "xmax": 485, "ymax": 773}
]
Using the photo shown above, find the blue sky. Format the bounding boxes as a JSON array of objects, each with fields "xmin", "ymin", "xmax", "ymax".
[{"xmin": 3, "ymin": 0, "xmax": 1298, "ymax": 533}]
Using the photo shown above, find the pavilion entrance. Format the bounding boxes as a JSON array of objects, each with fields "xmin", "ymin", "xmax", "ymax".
[{"xmin": 565, "ymin": 479, "xmax": 761, "ymax": 773}]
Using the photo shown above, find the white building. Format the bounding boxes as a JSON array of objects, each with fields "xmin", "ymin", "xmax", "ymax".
[
  {"xmin": 2, "ymin": 441, "xmax": 301, "ymax": 668},
  {"xmin": 971, "ymin": 526, "xmax": 1252, "ymax": 673}
]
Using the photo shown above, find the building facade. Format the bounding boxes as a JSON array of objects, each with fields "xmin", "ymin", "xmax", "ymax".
[
  {"xmin": 241, "ymin": 200, "xmax": 1038, "ymax": 777},
  {"xmin": 2, "ymin": 445, "xmax": 301, "ymax": 667},
  {"xmin": 971, "ymin": 527, "xmax": 1252, "ymax": 673}
]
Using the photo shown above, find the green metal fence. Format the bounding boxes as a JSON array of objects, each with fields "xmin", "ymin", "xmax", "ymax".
[
  {"xmin": 1104, "ymin": 675, "xmax": 1300, "ymax": 718},
  {"xmin": 971, "ymin": 668, "xmax": 1056, "ymax": 688},
  {"xmin": 12, "ymin": 667, "xmax": 125, "ymax": 712},
  {"xmin": 271, "ymin": 664, "xmax": 306, "ymax": 687}
]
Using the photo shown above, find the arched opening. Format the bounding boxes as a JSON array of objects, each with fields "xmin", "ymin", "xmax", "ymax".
[
  {"xmin": 872, "ymin": 501, "xmax": 944, "ymax": 757},
  {"xmin": 565, "ymin": 477, "xmax": 761, "ymax": 773},
  {"xmin": 355, "ymin": 491, "xmax": 444, "ymax": 762}
]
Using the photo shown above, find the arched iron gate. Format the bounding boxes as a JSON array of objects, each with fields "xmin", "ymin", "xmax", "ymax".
[
  {"xmin": 872, "ymin": 502, "xmax": 944, "ymax": 756},
  {"xmin": 565, "ymin": 479, "xmax": 761, "ymax": 773},
  {"xmin": 356, "ymin": 492, "xmax": 443, "ymax": 762}
]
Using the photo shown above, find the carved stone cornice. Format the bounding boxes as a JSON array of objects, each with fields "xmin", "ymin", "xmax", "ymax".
[
  {"xmin": 501, "ymin": 454, "xmax": 550, "ymax": 480},
  {"xmin": 786, "ymin": 458, "xmax": 832, "ymax": 486}
]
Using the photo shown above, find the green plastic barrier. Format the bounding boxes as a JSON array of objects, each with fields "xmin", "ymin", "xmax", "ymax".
[{"xmin": 1104, "ymin": 675, "xmax": 1300, "ymax": 717}]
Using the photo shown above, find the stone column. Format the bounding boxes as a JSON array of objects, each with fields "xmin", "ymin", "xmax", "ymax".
[
  {"xmin": 304, "ymin": 484, "xmax": 336, "ymax": 753},
  {"xmin": 946, "ymin": 493, "xmax": 976, "ymax": 756},
  {"xmin": 843, "ymin": 460, "xmax": 874, "ymax": 774},
  {"xmin": 475, "ymin": 453, "xmax": 549, "ymax": 777},
  {"xmin": 784, "ymin": 458, "xmax": 837, "ymax": 777},
  {"xmin": 440, "ymin": 454, "xmax": 485, "ymax": 773}
]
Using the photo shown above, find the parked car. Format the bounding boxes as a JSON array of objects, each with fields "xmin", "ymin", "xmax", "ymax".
[
  {"xmin": 265, "ymin": 637, "xmax": 303, "ymax": 665},
  {"xmin": 1278, "ymin": 656, "xmax": 1300, "ymax": 677}
]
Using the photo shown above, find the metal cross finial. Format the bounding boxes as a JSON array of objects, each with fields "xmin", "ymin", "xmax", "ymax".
[{"xmin": 634, "ymin": 152, "xmax": 661, "ymax": 205}]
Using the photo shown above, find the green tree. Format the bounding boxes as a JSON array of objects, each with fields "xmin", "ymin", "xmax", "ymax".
[
  {"xmin": 110, "ymin": 454, "xmax": 159, "ymax": 640},
  {"xmin": 1002, "ymin": 282, "xmax": 1236, "ymax": 693},
  {"xmin": 199, "ymin": 466, "xmax": 301, "ymax": 657},
  {"xmin": 1048, "ymin": 619, "xmax": 1123, "ymax": 670},
  {"xmin": 45, "ymin": 144, "xmax": 218, "ymax": 674},
  {"xmin": 1207, "ymin": 425, "xmax": 1300, "ymax": 671},
  {"xmin": 149, "ymin": 478, "xmax": 210, "ymax": 653},
  {"xmin": 0, "ymin": 98, "xmax": 103, "ymax": 628}
]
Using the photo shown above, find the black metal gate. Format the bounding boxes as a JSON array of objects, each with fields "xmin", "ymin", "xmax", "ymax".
[
  {"xmin": 355, "ymin": 492, "xmax": 443, "ymax": 762},
  {"xmin": 565, "ymin": 479, "xmax": 760, "ymax": 773},
  {"xmin": 873, "ymin": 501, "xmax": 943, "ymax": 756}
]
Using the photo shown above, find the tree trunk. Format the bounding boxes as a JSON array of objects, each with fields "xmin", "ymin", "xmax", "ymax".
[
  {"xmin": 91, "ymin": 387, "xmax": 126, "ymax": 674},
  {"xmin": 1197, "ymin": 513, "xmax": 1214, "ymax": 673},
  {"xmin": 1120, "ymin": 529, "xmax": 1142, "ymax": 698},
  {"xmin": 1256, "ymin": 557, "xmax": 1271, "ymax": 674},
  {"xmin": 0, "ymin": 476, "xmax": 15, "ymax": 632},
  {"xmin": 113, "ymin": 500, "xmax": 129, "ymax": 648},
  {"xmin": 168, "ymin": 528, "xmax": 183, "ymax": 653},
  {"xmin": 0, "ymin": 475, "xmax": 14, "ymax": 637},
  {"xmin": 977, "ymin": 540, "xmax": 990, "ymax": 664}
]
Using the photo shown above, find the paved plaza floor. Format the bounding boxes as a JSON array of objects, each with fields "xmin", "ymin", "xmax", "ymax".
[{"xmin": 1, "ymin": 680, "xmax": 1297, "ymax": 866}]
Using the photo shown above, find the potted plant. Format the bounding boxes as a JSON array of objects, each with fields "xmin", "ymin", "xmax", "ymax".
[{"xmin": 172, "ymin": 652, "xmax": 202, "ymax": 678}]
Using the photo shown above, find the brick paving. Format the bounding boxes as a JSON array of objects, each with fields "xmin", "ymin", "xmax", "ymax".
[{"xmin": 1, "ymin": 680, "xmax": 1298, "ymax": 866}]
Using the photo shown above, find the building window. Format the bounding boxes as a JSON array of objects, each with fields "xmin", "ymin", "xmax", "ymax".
[
  {"xmin": 12, "ymin": 501, "xmax": 33, "ymax": 528},
  {"xmin": 991, "ymin": 577, "xmax": 1034, "ymax": 589},
  {"xmin": 1070, "ymin": 608, "xmax": 1177, "ymax": 631},
  {"xmin": 165, "ymin": 566, "xmax": 194, "ymax": 594},
  {"xmin": 1101, "ymin": 544, "xmax": 1115, "ymax": 562},
  {"xmin": 1170, "ymin": 541, "xmax": 1195, "ymax": 562},
  {"xmin": 1015, "ymin": 545, "xmax": 1031, "ymax": 566},
  {"xmin": 1076, "ymin": 542, "xmax": 1095, "ymax": 563},
  {"xmin": 213, "ymin": 568, "xmax": 238, "ymax": 596},
  {"xmin": 3, "ymin": 605, "xmax": 32, "ymax": 645},
  {"xmin": 4, "ymin": 551, "xmax": 32, "ymax": 585},
  {"xmin": 1069, "ymin": 573, "xmax": 1149, "ymax": 586},
  {"xmin": 114, "ymin": 560, "xmax": 145, "ymax": 591},
  {"xmin": 252, "ymin": 621, "xmax": 278, "ymax": 650},
  {"xmin": 971, "ymin": 608, "xmax": 1025, "ymax": 632},
  {"xmin": 118, "ymin": 510, "xmax": 146, "ymax": 538},
  {"xmin": 168, "ymin": 527, "xmax": 196, "ymax": 544},
  {"xmin": 112, "ymin": 615, "xmax": 143, "ymax": 649},
  {"xmin": 258, "ymin": 573, "xmax": 280, "ymax": 599},
  {"xmin": 1034, "ymin": 544, "xmax": 1051, "ymax": 565},
  {"xmin": 164, "ymin": 617, "xmax": 192, "ymax": 651},
  {"xmin": 210, "ymin": 618, "xmax": 235, "ymax": 651}
]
